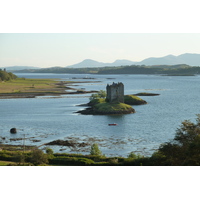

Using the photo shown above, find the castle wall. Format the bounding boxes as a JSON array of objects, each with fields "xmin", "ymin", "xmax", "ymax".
[{"xmin": 106, "ymin": 82, "xmax": 124, "ymax": 103}]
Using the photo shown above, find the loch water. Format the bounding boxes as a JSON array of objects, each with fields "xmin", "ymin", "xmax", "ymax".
[{"xmin": 1, "ymin": 73, "xmax": 200, "ymax": 157}]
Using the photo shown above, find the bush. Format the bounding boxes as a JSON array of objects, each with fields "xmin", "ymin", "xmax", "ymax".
[
  {"xmin": 89, "ymin": 90, "xmax": 106, "ymax": 101},
  {"xmin": 49, "ymin": 156, "xmax": 94, "ymax": 166},
  {"xmin": 0, "ymin": 71, "xmax": 17, "ymax": 81},
  {"xmin": 90, "ymin": 143, "xmax": 102, "ymax": 156},
  {"xmin": 30, "ymin": 149, "xmax": 48, "ymax": 166}
]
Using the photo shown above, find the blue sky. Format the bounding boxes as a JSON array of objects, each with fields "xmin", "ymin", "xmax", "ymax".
[{"xmin": 1, "ymin": 33, "xmax": 200, "ymax": 68}]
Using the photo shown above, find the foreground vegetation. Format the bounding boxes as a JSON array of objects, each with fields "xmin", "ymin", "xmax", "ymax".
[{"xmin": 1, "ymin": 115, "xmax": 200, "ymax": 166}]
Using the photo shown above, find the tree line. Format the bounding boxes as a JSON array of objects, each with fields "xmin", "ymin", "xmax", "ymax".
[{"xmin": 15, "ymin": 64, "xmax": 200, "ymax": 75}]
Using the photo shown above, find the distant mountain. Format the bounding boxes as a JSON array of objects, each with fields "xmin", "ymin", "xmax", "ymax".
[
  {"xmin": 66, "ymin": 59, "xmax": 108, "ymax": 68},
  {"xmin": 66, "ymin": 53, "xmax": 200, "ymax": 68},
  {"xmin": 1, "ymin": 66, "xmax": 40, "ymax": 72},
  {"xmin": 139, "ymin": 53, "xmax": 200, "ymax": 66},
  {"xmin": 66, "ymin": 59, "xmax": 136, "ymax": 68},
  {"xmin": 112, "ymin": 59, "xmax": 137, "ymax": 66}
]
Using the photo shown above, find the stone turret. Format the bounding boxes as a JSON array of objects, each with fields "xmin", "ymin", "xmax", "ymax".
[{"xmin": 106, "ymin": 82, "xmax": 124, "ymax": 103}]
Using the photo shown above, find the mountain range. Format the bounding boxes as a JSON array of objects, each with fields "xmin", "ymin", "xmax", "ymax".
[
  {"xmin": 2, "ymin": 53, "xmax": 200, "ymax": 71},
  {"xmin": 66, "ymin": 53, "xmax": 200, "ymax": 68}
]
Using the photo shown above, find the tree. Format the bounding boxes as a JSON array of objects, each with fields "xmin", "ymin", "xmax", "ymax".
[
  {"xmin": 153, "ymin": 114, "xmax": 200, "ymax": 165},
  {"xmin": 90, "ymin": 143, "xmax": 102, "ymax": 156},
  {"xmin": 30, "ymin": 149, "xmax": 48, "ymax": 165},
  {"xmin": 46, "ymin": 147, "xmax": 54, "ymax": 154},
  {"xmin": 89, "ymin": 90, "xmax": 106, "ymax": 101}
]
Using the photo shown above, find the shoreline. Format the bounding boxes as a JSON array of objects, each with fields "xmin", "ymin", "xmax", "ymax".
[{"xmin": 0, "ymin": 79, "xmax": 98, "ymax": 99}]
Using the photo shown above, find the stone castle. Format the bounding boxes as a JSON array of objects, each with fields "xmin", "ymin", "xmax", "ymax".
[{"xmin": 106, "ymin": 82, "xmax": 124, "ymax": 103}]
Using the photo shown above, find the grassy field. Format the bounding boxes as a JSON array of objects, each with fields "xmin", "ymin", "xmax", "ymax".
[
  {"xmin": 0, "ymin": 160, "xmax": 16, "ymax": 166},
  {"xmin": 0, "ymin": 78, "xmax": 66, "ymax": 93}
]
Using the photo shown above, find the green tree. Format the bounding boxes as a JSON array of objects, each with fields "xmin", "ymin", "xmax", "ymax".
[
  {"xmin": 153, "ymin": 114, "xmax": 200, "ymax": 165},
  {"xmin": 30, "ymin": 149, "xmax": 48, "ymax": 166},
  {"xmin": 46, "ymin": 147, "xmax": 54, "ymax": 154},
  {"xmin": 89, "ymin": 90, "xmax": 106, "ymax": 101},
  {"xmin": 90, "ymin": 143, "xmax": 102, "ymax": 156}
]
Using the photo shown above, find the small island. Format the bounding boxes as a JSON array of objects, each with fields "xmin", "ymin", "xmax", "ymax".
[{"xmin": 76, "ymin": 82, "xmax": 147, "ymax": 115}]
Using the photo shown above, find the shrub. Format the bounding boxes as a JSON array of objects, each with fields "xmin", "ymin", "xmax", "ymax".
[
  {"xmin": 30, "ymin": 149, "xmax": 48, "ymax": 166},
  {"xmin": 90, "ymin": 143, "xmax": 102, "ymax": 156},
  {"xmin": 49, "ymin": 156, "xmax": 94, "ymax": 166},
  {"xmin": 89, "ymin": 90, "xmax": 106, "ymax": 101}
]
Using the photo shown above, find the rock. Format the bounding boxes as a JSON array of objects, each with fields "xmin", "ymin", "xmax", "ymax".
[
  {"xmin": 10, "ymin": 128, "xmax": 17, "ymax": 134},
  {"xmin": 134, "ymin": 92, "xmax": 160, "ymax": 96}
]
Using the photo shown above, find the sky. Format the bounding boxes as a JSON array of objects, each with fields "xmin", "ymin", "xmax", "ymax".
[
  {"xmin": 1, "ymin": 33, "xmax": 200, "ymax": 68},
  {"xmin": 1, "ymin": 1, "xmax": 200, "ymax": 68}
]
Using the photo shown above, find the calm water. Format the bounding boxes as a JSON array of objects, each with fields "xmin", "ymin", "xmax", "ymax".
[{"xmin": 1, "ymin": 73, "xmax": 200, "ymax": 157}]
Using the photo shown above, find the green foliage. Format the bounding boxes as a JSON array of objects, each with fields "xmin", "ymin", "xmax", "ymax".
[
  {"xmin": 49, "ymin": 156, "xmax": 94, "ymax": 166},
  {"xmin": 0, "ymin": 71, "xmax": 17, "ymax": 81},
  {"xmin": 124, "ymin": 95, "xmax": 147, "ymax": 105},
  {"xmin": 89, "ymin": 90, "xmax": 106, "ymax": 101},
  {"xmin": 94, "ymin": 102, "xmax": 134, "ymax": 114},
  {"xmin": 154, "ymin": 115, "xmax": 200, "ymax": 165},
  {"xmin": 128, "ymin": 151, "xmax": 138, "ymax": 159},
  {"xmin": 30, "ymin": 149, "xmax": 48, "ymax": 166},
  {"xmin": 46, "ymin": 148, "xmax": 54, "ymax": 154},
  {"xmin": 90, "ymin": 143, "xmax": 102, "ymax": 156},
  {"xmin": 13, "ymin": 152, "xmax": 25, "ymax": 164},
  {"xmin": 88, "ymin": 98, "xmax": 106, "ymax": 106}
]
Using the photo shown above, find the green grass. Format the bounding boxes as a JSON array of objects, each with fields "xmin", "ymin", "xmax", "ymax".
[
  {"xmin": 0, "ymin": 160, "xmax": 16, "ymax": 166},
  {"xmin": 124, "ymin": 95, "xmax": 147, "ymax": 105},
  {"xmin": 94, "ymin": 102, "xmax": 134, "ymax": 113},
  {"xmin": 0, "ymin": 78, "xmax": 68, "ymax": 94}
]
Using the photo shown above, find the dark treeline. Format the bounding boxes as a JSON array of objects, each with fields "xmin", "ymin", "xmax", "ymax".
[{"xmin": 15, "ymin": 64, "xmax": 200, "ymax": 75}]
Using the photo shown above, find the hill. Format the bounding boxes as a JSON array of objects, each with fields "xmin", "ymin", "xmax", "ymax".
[
  {"xmin": 138, "ymin": 53, "xmax": 200, "ymax": 66},
  {"xmin": 66, "ymin": 53, "xmax": 200, "ymax": 68},
  {"xmin": 1, "ymin": 66, "xmax": 40, "ymax": 72},
  {"xmin": 66, "ymin": 59, "xmax": 136, "ymax": 68}
]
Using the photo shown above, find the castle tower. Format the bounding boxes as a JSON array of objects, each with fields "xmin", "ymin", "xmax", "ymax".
[{"xmin": 106, "ymin": 82, "xmax": 124, "ymax": 103}]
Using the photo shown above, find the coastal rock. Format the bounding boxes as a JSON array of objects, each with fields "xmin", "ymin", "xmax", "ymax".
[
  {"xmin": 10, "ymin": 128, "xmax": 17, "ymax": 134},
  {"xmin": 45, "ymin": 139, "xmax": 89, "ymax": 147},
  {"xmin": 134, "ymin": 92, "xmax": 160, "ymax": 96}
]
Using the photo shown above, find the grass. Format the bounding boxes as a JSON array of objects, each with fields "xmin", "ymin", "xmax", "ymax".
[
  {"xmin": 124, "ymin": 95, "xmax": 147, "ymax": 105},
  {"xmin": 0, "ymin": 160, "xmax": 16, "ymax": 166},
  {"xmin": 94, "ymin": 102, "xmax": 134, "ymax": 113},
  {"xmin": 0, "ymin": 78, "xmax": 69, "ymax": 94}
]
